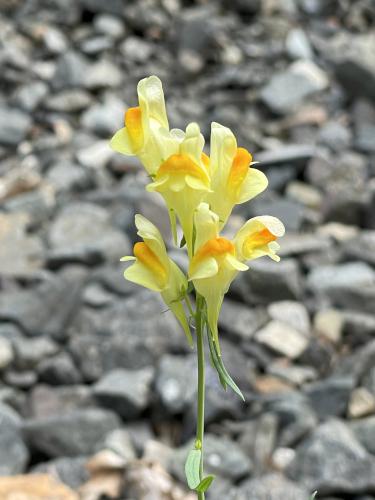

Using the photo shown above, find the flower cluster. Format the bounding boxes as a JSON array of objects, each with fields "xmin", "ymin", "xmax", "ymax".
[{"xmin": 111, "ymin": 76, "xmax": 285, "ymax": 352}]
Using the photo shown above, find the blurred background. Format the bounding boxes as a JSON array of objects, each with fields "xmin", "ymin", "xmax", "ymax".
[{"xmin": 0, "ymin": 0, "xmax": 375, "ymax": 498}]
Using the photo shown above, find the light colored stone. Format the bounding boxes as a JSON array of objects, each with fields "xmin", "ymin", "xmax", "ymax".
[
  {"xmin": 286, "ymin": 181, "xmax": 322, "ymax": 209},
  {"xmin": 268, "ymin": 301, "xmax": 310, "ymax": 335},
  {"xmin": 314, "ymin": 308, "xmax": 343, "ymax": 343},
  {"xmin": 272, "ymin": 447, "xmax": 296, "ymax": 470},
  {"xmin": 349, "ymin": 387, "xmax": 375, "ymax": 419},
  {"xmin": 0, "ymin": 474, "xmax": 78, "ymax": 500},
  {"xmin": 255, "ymin": 320, "xmax": 309, "ymax": 359}
]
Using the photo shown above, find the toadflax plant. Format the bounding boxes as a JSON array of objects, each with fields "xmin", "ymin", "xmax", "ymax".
[{"xmin": 110, "ymin": 76, "xmax": 285, "ymax": 498}]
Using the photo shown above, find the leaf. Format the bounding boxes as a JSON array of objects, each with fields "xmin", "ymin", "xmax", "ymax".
[
  {"xmin": 196, "ymin": 475, "xmax": 215, "ymax": 492},
  {"xmin": 207, "ymin": 326, "xmax": 245, "ymax": 401},
  {"xmin": 310, "ymin": 492, "xmax": 318, "ymax": 499},
  {"xmin": 184, "ymin": 449, "xmax": 201, "ymax": 489}
]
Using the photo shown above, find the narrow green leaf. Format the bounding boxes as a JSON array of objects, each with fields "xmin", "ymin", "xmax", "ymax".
[
  {"xmin": 207, "ymin": 326, "xmax": 245, "ymax": 401},
  {"xmin": 310, "ymin": 492, "xmax": 318, "ymax": 499},
  {"xmin": 196, "ymin": 475, "xmax": 215, "ymax": 492},
  {"xmin": 185, "ymin": 449, "xmax": 201, "ymax": 489}
]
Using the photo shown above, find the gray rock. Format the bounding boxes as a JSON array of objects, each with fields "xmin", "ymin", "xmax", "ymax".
[
  {"xmin": 242, "ymin": 258, "xmax": 303, "ymax": 303},
  {"xmin": 32, "ymin": 456, "xmax": 89, "ymax": 489},
  {"xmin": 82, "ymin": 282, "xmax": 115, "ymax": 307},
  {"xmin": 170, "ymin": 434, "xmax": 252, "ymax": 482},
  {"xmin": 287, "ymin": 419, "xmax": 375, "ymax": 495},
  {"xmin": 155, "ymin": 354, "xmax": 196, "ymax": 414},
  {"xmin": 250, "ymin": 198, "xmax": 305, "ymax": 232},
  {"xmin": 14, "ymin": 81, "xmax": 49, "ymax": 111},
  {"xmin": 45, "ymin": 90, "xmax": 92, "ymax": 112},
  {"xmin": 104, "ymin": 428, "xmax": 137, "ymax": 462},
  {"xmin": 237, "ymin": 473, "xmax": 310, "ymax": 500},
  {"xmin": 94, "ymin": 368, "xmax": 154, "ymax": 419},
  {"xmin": 307, "ymin": 262, "xmax": 375, "ymax": 314},
  {"xmin": 37, "ymin": 352, "xmax": 82, "ymax": 385},
  {"xmin": 343, "ymin": 231, "xmax": 375, "ymax": 266},
  {"xmin": 255, "ymin": 320, "xmax": 309, "ymax": 359},
  {"xmin": 48, "ymin": 202, "xmax": 130, "ymax": 265},
  {"xmin": 318, "ymin": 121, "xmax": 352, "ymax": 152},
  {"xmin": 120, "ymin": 36, "xmax": 154, "ymax": 63},
  {"xmin": 278, "ymin": 233, "xmax": 331, "ymax": 257},
  {"xmin": 286, "ymin": 28, "xmax": 313, "ymax": 60},
  {"xmin": 79, "ymin": 0, "xmax": 124, "ymax": 15},
  {"xmin": 256, "ymin": 145, "xmax": 315, "ymax": 168},
  {"xmin": 329, "ymin": 32, "xmax": 375, "ymax": 101},
  {"xmin": 219, "ymin": 300, "xmax": 268, "ymax": 340},
  {"xmin": 260, "ymin": 61, "xmax": 329, "ymax": 114},
  {"xmin": 12, "ymin": 336, "xmax": 59, "ymax": 369},
  {"xmin": 52, "ymin": 51, "xmax": 88, "ymax": 89},
  {"xmin": 28, "ymin": 384, "xmax": 94, "ymax": 418},
  {"xmin": 267, "ymin": 301, "xmax": 310, "ymax": 336},
  {"xmin": 351, "ymin": 416, "xmax": 375, "ymax": 455},
  {"xmin": 47, "ymin": 161, "xmax": 91, "ymax": 192},
  {"xmin": 0, "ymin": 403, "xmax": 29, "ymax": 475},
  {"xmin": 0, "ymin": 268, "xmax": 86, "ymax": 338},
  {"xmin": 0, "ymin": 106, "xmax": 31, "ymax": 146},
  {"xmin": 22, "ymin": 408, "xmax": 120, "ymax": 457},
  {"xmin": 81, "ymin": 96, "xmax": 124, "ymax": 136},
  {"xmin": 84, "ymin": 59, "xmax": 122, "ymax": 89},
  {"xmin": 94, "ymin": 14, "xmax": 125, "ymax": 39},
  {"xmin": 304, "ymin": 376, "xmax": 354, "ymax": 419}
]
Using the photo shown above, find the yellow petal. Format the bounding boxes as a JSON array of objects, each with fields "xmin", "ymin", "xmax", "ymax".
[
  {"xmin": 133, "ymin": 242, "xmax": 169, "ymax": 288},
  {"xmin": 110, "ymin": 127, "xmax": 135, "ymax": 155},
  {"xmin": 189, "ymin": 256, "xmax": 218, "ymax": 280},
  {"xmin": 137, "ymin": 75, "xmax": 169, "ymax": 131},
  {"xmin": 125, "ymin": 107, "xmax": 144, "ymax": 151},
  {"xmin": 194, "ymin": 203, "xmax": 219, "ymax": 251},
  {"xmin": 237, "ymin": 167, "xmax": 268, "ymax": 204},
  {"xmin": 124, "ymin": 260, "xmax": 163, "ymax": 292},
  {"xmin": 235, "ymin": 216, "xmax": 285, "ymax": 262},
  {"xmin": 180, "ymin": 122, "xmax": 205, "ymax": 165},
  {"xmin": 134, "ymin": 214, "xmax": 169, "ymax": 270}
]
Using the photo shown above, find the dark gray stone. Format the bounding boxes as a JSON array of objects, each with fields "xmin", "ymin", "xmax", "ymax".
[
  {"xmin": 12, "ymin": 336, "xmax": 59, "ymax": 369},
  {"xmin": 351, "ymin": 417, "xmax": 375, "ymax": 456},
  {"xmin": 94, "ymin": 368, "xmax": 154, "ymax": 419},
  {"xmin": 22, "ymin": 408, "xmax": 120, "ymax": 457},
  {"xmin": 237, "ymin": 473, "xmax": 310, "ymax": 500},
  {"xmin": 14, "ymin": 81, "xmax": 49, "ymax": 111},
  {"xmin": 287, "ymin": 420, "xmax": 375, "ymax": 495},
  {"xmin": 52, "ymin": 51, "xmax": 88, "ymax": 90},
  {"xmin": 81, "ymin": 97, "xmax": 124, "ymax": 136},
  {"xmin": 241, "ymin": 258, "xmax": 303, "ymax": 304},
  {"xmin": 343, "ymin": 232, "xmax": 375, "ymax": 266},
  {"xmin": 48, "ymin": 203, "xmax": 130, "ymax": 265},
  {"xmin": 0, "ymin": 403, "xmax": 29, "ymax": 475},
  {"xmin": 28, "ymin": 384, "xmax": 94, "ymax": 418},
  {"xmin": 303, "ymin": 376, "xmax": 354, "ymax": 419},
  {"xmin": 219, "ymin": 300, "xmax": 268, "ymax": 340},
  {"xmin": 0, "ymin": 106, "xmax": 31, "ymax": 146},
  {"xmin": 45, "ymin": 90, "xmax": 92, "ymax": 112},
  {"xmin": 155, "ymin": 354, "xmax": 196, "ymax": 414},
  {"xmin": 37, "ymin": 352, "xmax": 82, "ymax": 385}
]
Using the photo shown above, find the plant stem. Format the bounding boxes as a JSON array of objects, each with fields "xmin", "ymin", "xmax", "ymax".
[{"xmin": 195, "ymin": 294, "xmax": 205, "ymax": 500}]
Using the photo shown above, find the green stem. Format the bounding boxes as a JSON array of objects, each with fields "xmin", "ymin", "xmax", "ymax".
[{"xmin": 195, "ymin": 294, "xmax": 205, "ymax": 500}]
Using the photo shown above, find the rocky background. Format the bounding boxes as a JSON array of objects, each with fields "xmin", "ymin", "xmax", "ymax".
[{"xmin": 0, "ymin": 0, "xmax": 375, "ymax": 498}]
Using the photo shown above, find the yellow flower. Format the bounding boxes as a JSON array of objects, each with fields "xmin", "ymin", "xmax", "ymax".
[
  {"xmin": 234, "ymin": 216, "xmax": 285, "ymax": 263},
  {"xmin": 147, "ymin": 123, "xmax": 210, "ymax": 257},
  {"xmin": 121, "ymin": 214, "xmax": 192, "ymax": 345},
  {"xmin": 189, "ymin": 204, "xmax": 248, "ymax": 352},
  {"xmin": 110, "ymin": 75, "xmax": 176, "ymax": 175},
  {"xmin": 206, "ymin": 122, "xmax": 268, "ymax": 228}
]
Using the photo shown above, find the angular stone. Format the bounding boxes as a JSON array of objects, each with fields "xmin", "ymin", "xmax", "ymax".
[
  {"xmin": 22, "ymin": 409, "xmax": 120, "ymax": 457},
  {"xmin": 12, "ymin": 337, "xmax": 58, "ymax": 369},
  {"xmin": 237, "ymin": 473, "xmax": 309, "ymax": 500},
  {"xmin": 287, "ymin": 420, "xmax": 375, "ymax": 495},
  {"xmin": 32, "ymin": 457, "xmax": 89, "ymax": 489},
  {"xmin": 94, "ymin": 368, "xmax": 154, "ymax": 419},
  {"xmin": 28, "ymin": 384, "xmax": 94, "ymax": 418},
  {"xmin": 0, "ymin": 212, "xmax": 44, "ymax": 277},
  {"xmin": 45, "ymin": 90, "xmax": 92, "ymax": 112},
  {"xmin": 313, "ymin": 309, "xmax": 343, "ymax": 344},
  {"xmin": 0, "ymin": 337, "xmax": 14, "ymax": 369},
  {"xmin": 260, "ymin": 60, "xmax": 329, "ymax": 114},
  {"xmin": 0, "ymin": 106, "xmax": 31, "ymax": 146},
  {"xmin": 0, "ymin": 403, "xmax": 29, "ymax": 475},
  {"xmin": 304, "ymin": 376, "xmax": 354, "ymax": 418},
  {"xmin": 84, "ymin": 59, "xmax": 122, "ymax": 89},
  {"xmin": 343, "ymin": 231, "xmax": 375, "ymax": 266},
  {"xmin": 267, "ymin": 301, "xmax": 310, "ymax": 336},
  {"xmin": 48, "ymin": 203, "xmax": 130, "ymax": 264},
  {"xmin": 351, "ymin": 416, "xmax": 375, "ymax": 455},
  {"xmin": 219, "ymin": 300, "xmax": 268, "ymax": 340},
  {"xmin": 241, "ymin": 258, "xmax": 303, "ymax": 303},
  {"xmin": 307, "ymin": 262, "xmax": 375, "ymax": 314},
  {"xmin": 155, "ymin": 354, "xmax": 196, "ymax": 414},
  {"xmin": 348, "ymin": 388, "xmax": 375, "ymax": 419},
  {"xmin": 255, "ymin": 320, "xmax": 309, "ymax": 359}
]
